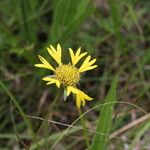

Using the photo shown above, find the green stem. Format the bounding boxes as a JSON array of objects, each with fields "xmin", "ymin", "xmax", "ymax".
[{"xmin": 78, "ymin": 108, "xmax": 90, "ymax": 149}]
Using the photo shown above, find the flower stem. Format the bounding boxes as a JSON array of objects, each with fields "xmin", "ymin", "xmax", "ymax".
[{"xmin": 78, "ymin": 108, "xmax": 90, "ymax": 149}]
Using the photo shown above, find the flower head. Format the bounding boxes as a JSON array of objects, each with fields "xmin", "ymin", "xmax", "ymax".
[{"xmin": 35, "ymin": 44, "xmax": 97, "ymax": 108}]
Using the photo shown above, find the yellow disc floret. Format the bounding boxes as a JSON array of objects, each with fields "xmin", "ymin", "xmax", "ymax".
[
  {"xmin": 55, "ymin": 64, "xmax": 80, "ymax": 87},
  {"xmin": 35, "ymin": 44, "xmax": 97, "ymax": 108}
]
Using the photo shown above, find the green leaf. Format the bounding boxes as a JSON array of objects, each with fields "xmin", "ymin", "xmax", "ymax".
[{"xmin": 90, "ymin": 75, "xmax": 118, "ymax": 150}]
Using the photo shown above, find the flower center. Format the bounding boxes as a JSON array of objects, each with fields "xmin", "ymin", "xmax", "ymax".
[{"xmin": 55, "ymin": 64, "xmax": 80, "ymax": 87}]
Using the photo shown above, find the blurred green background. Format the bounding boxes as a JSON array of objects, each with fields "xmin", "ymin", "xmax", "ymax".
[{"xmin": 0, "ymin": 0, "xmax": 150, "ymax": 149}]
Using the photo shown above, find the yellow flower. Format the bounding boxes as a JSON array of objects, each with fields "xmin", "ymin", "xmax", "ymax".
[{"xmin": 35, "ymin": 44, "xmax": 97, "ymax": 108}]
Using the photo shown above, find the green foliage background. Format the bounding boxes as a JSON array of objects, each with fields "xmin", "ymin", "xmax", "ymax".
[{"xmin": 0, "ymin": 0, "xmax": 150, "ymax": 149}]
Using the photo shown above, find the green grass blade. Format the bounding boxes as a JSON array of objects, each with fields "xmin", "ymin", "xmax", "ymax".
[
  {"xmin": 51, "ymin": 0, "xmax": 92, "ymax": 43},
  {"xmin": 51, "ymin": 0, "xmax": 77, "ymax": 42},
  {"xmin": 0, "ymin": 79, "xmax": 34, "ymax": 137},
  {"xmin": 90, "ymin": 75, "xmax": 118, "ymax": 150},
  {"xmin": 130, "ymin": 114, "xmax": 150, "ymax": 149},
  {"xmin": 0, "ymin": 133, "xmax": 31, "ymax": 140},
  {"xmin": 59, "ymin": 5, "xmax": 94, "ymax": 43},
  {"xmin": 127, "ymin": 3, "xmax": 145, "ymax": 42},
  {"xmin": 30, "ymin": 128, "xmax": 79, "ymax": 150}
]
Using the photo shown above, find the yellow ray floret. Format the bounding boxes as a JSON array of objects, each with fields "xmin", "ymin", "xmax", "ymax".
[
  {"xmin": 42, "ymin": 77, "xmax": 60, "ymax": 88},
  {"xmin": 47, "ymin": 44, "xmax": 62, "ymax": 65},
  {"xmin": 69, "ymin": 47, "xmax": 87, "ymax": 66},
  {"xmin": 67, "ymin": 86, "xmax": 93, "ymax": 108},
  {"xmin": 35, "ymin": 55, "xmax": 55, "ymax": 71},
  {"xmin": 79, "ymin": 55, "xmax": 97, "ymax": 73},
  {"xmin": 35, "ymin": 44, "xmax": 97, "ymax": 108}
]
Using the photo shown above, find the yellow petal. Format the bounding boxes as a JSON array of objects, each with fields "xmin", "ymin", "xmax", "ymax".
[
  {"xmin": 76, "ymin": 47, "xmax": 81, "ymax": 56},
  {"xmin": 89, "ymin": 59, "xmax": 97, "ymax": 65},
  {"xmin": 69, "ymin": 47, "xmax": 87, "ymax": 66},
  {"xmin": 47, "ymin": 44, "xmax": 62, "ymax": 65},
  {"xmin": 57, "ymin": 44, "xmax": 62, "ymax": 56},
  {"xmin": 79, "ymin": 55, "xmax": 97, "ymax": 73},
  {"xmin": 66, "ymin": 86, "xmax": 78, "ymax": 96},
  {"xmin": 42, "ymin": 77, "xmax": 60, "ymax": 88},
  {"xmin": 84, "ymin": 65, "xmax": 97, "ymax": 71},
  {"xmin": 82, "ymin": 99, "xmax": 86, "ymax": 106},
  {"xmin": 76, "ymin": 94, "xmax": 82, "ymax": 108},
  {"xmin": 69, "ymin": 48, "xmax": 75, "ymax": 64},
  {"xmin": 35, "ymin": 55, "xmax": 55, "ymax": 71},
  {"xmin": 66, "ymin": 86, "xmax": 93, "ymax": 108}
]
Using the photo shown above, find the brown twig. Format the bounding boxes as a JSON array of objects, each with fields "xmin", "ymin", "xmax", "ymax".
[{"xmin": 110, "ymin": 113, "xmax": 150, "ymax": 139}]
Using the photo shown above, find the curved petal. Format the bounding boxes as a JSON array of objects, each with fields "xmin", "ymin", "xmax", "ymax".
[
  {"xmin": 79, "ymin": 55, "xmax": 97, "ymax": 73},
  {"xmin": 69, "ymin": 47, "xmax": 87, "ymax": 66},
  {"xmin": 67, "ymin": 86, "xmax": 93, "ymax": 108},
  {"xmin": 35, "ymin": 55, "xmax": 55, "ymax": 71},
  {"xmin": 47, "ymin": 44, "xmax": 62, "ymax": 65},
  {"xmin": 42, "ymin": 77, "xmax": 60, "ymax": 88}
]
